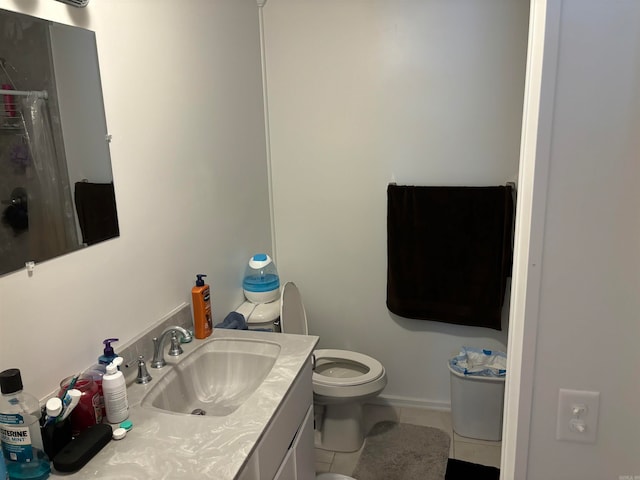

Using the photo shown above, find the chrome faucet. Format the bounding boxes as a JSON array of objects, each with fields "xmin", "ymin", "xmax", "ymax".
[
  {"xmin": 168, "ymin": 331, "xmax": 183, "ymax": 357},
  {"xmin": 136, "ymin": 355, "xmax": 152, "ymax": 384},
  {"xmin": 151, "ymin": 326, "xmax": 193, "ymax": 368}
]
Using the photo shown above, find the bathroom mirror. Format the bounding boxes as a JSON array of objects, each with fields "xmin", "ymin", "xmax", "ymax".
[{"xmin": 0, "ymin": 8, "xmax": 118, "ymax": 276}]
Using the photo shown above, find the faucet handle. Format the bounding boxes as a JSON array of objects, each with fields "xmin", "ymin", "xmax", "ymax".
[
  {"xmin": 168, "ymin": 331, "xmax": 184, "ymax": 357},
  {"xmin": 181, "ymin": 329, "xmax": 194, "ymax": 343},
  {"xmin": 136, "ymin": 355, "xmax": 152, "ymax": 384}
]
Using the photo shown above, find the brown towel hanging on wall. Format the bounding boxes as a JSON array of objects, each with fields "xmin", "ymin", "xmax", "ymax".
[
  {"xmin": 386, "ymin": 184, "xmax": 514, "ymax": 330},
  {"xmin": 74, "ymin": 181, "xmax": 120, "ymax": 246}
]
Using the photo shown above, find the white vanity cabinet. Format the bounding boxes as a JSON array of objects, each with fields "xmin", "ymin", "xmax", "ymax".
[
  {"xmin": 238, "ymin": 359, "xmax": 315, "ymax": 480},
  {"xmin": 47, "ymin": 328, "xmax": 319, "ymax": 480}
]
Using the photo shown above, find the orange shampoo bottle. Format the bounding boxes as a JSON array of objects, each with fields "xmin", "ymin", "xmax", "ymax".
[{"xmin": 192, "ymin": 274, "xmax": 213, "ymax": 339}]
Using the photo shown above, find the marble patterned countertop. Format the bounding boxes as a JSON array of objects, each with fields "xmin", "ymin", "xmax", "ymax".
[{"xmin": 51, "ymin": 328, "xmax": 318, "ymax": 479}]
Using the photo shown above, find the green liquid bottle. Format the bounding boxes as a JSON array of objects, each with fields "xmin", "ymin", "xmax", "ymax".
[
  {"xmin": 0, "ymin": 369, "xmax": 50, "ymax": 480},
  {"xmin": 1, "ymin": 449, "xmax": 6, "ymax": 479}
]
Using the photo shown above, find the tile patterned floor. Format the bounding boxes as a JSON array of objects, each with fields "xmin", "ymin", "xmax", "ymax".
[{"xmin": 315, "ymin": 404, "xmax": 501, "ymax": 476}]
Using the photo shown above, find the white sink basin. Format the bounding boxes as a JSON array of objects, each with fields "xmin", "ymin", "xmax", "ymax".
[{"xmin": 141, "ymin": 338, "xmax": 281, "ymax": 416}]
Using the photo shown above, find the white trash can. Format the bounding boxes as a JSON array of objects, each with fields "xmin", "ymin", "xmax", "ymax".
[{"xmin": 448, "ymin": 347, "xmax": 506, "ymax": 441}]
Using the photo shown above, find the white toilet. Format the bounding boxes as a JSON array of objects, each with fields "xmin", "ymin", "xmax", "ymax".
[{"xmin": 237, "ymin": 282, "xmax": 387, "ymax": 454}]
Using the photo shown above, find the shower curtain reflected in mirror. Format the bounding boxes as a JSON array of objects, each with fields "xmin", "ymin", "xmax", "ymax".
[{"xmin": 21, "ymin": 92, "xmax": 79, "ymax": 262}]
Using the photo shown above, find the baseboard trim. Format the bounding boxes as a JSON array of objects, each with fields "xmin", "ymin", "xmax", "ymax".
[{"xmin": 370, "ymin": 394, "xmax": 451, "ymax": 412}]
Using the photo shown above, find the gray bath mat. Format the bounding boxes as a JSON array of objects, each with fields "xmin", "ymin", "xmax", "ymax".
[{"xmin": 352, "ymin": 421, "xmax": 450, "ymax": 480}]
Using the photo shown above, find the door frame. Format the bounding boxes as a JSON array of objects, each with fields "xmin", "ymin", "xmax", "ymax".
[{"xmin": 501, "ymin": 0, "xmax": 562, "ymax": 478}]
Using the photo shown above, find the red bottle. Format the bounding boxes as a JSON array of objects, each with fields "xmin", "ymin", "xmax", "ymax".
[
  {"xmin": 1, "ymin": 84, "xmax": 16, "ymax": 118},
  {"xmin": 58, "ymin": 374, "xmax": 101, "ymax": 436}
]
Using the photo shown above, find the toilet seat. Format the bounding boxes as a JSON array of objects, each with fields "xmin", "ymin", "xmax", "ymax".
[
  {"xmin": 279, "ymin": 282, "xmax": 387, "ymax": 399},
  {"xmin": 279, "ymin": 282, "xmax": 387, "ymax": 452},
  {"xmin": 313, "ymin": 349, "xmax": 385, "ymax": 387}
]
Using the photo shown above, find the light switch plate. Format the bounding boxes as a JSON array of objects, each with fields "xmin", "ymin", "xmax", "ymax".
[{"xmin": 556, "ymin": 388, "xmax": 600, "ymax": 443}]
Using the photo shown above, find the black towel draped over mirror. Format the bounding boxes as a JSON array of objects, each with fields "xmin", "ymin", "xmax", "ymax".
[
  {"xmin": 74, "ymin": 181, "xmax": 120, "ymax": 246},
  {"xmin": 386, "ymin": 184, "xmax": 514, "ymax": 330}
]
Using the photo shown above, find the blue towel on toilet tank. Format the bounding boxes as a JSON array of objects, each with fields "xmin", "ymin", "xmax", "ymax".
[{"xmin": 214, "ymin": 311, "xmax": 248, "ymax": 330}]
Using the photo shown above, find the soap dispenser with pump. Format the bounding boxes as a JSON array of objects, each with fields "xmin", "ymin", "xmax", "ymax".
[
  {"xmin": 98, "ymin": 338, "xmax": 119, "ymax": 365},
  {"xmin": 86, "ymin": 338, "xmax": 119, "ymax": 420},
  {"xmin": 192, "ymin": 274, "xmax": 213, "ymax": 339},
  {"xmin": 102, "ymin": 357, "xmax": 128, "ymax": 424}
]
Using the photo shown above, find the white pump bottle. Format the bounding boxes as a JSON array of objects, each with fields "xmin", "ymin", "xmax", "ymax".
[{"xmin": 102, "ymin": 357, "xmax": 129, "ymax": 423}]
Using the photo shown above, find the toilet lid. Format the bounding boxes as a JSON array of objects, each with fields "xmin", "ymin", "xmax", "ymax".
[
  {"xmin": 313, "ymin": 349, "xmax": 385, "ymax": 387},
  {"xmin": 280, "ymin": 282, "xmax": 308, "ymax": 335}
]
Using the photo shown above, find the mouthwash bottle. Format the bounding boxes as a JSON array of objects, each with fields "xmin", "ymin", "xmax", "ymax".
[{"xmin": 0, "ymin": 369, "xmax": 50, "ymax": 480}]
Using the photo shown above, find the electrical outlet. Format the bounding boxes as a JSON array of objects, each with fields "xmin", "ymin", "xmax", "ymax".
[{"xmin": 556, "ymin": 389, "xmax": 600, "ymax": 443}]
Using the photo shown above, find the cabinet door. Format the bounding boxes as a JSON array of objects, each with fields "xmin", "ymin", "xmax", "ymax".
[
  {"xmin": 273, "ymin": 448, "xmax": 296, "ymax": 480},
  {"xmin": 274, "ymin": 405, "xmax": 314, "ymax": 480},
  {"xmin": 293, "ymin": 405, "xmax": 315, "ymax": 480},
  {"xmin": 258, "ymin": 362, "xmax": 313, "ymax": 479}
]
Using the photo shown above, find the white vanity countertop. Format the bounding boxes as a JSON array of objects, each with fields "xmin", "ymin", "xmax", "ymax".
[{"xmin": 51, "ymin": 329, "xmax": 318, "ymax": 479}]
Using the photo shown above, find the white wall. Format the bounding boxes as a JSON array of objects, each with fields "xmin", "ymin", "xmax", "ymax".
[
  {"xmin": 523, "ymin": 0, "xmax": 640, "ymax": 478},
  {"xmin": 0, "ymin": 0, "xmax": 271, "ymax": 400},
  {"xmin": 263, "ymin": 0, "xmax": 529, "ymax": 405}
]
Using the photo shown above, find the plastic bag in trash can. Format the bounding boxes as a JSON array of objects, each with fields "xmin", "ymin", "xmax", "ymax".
[{"xmin": 449, "ymin": 346, "xmax": 506, "ymax": 377}]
